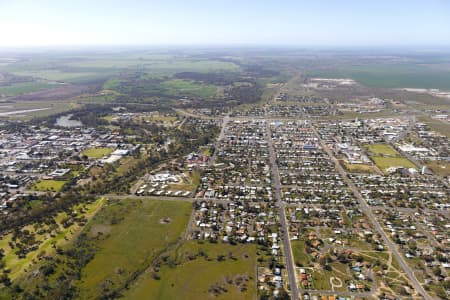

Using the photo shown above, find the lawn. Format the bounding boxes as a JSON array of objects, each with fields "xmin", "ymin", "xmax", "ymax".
[
  {"xmin": 123, "ymin": 242, "xmax": 256, "ymax": 300},
  {"xmin": 32, "ymin": 180, "xmax": 67, "ymax": 192},
  {"xmin": 81, "ymin": 147, "xmax": 113, "ymax": 158},
  {"xmin": 76, "ymin": 199, "xmax": 192, "ymax": 299}
]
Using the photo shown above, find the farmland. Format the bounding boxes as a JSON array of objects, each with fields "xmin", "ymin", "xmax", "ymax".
[
  {"xmin": 0, "ymin": 82, "xmax": 61, "ymax": 97},
  {"xmin": 306, "ymin": 63, "xmax": 450, "ymax": 90}
]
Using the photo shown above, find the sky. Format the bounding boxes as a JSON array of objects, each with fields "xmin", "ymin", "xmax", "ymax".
[{"xmin": 0, "ymin": 0, "xmax": 449, "ymax": 48}]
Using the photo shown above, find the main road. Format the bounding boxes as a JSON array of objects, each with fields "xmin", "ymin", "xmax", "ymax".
[
  {"xmin": 210, "ymin": 113, "xmax": 230, "ymax": 165},
  {"xmin": 266, "ymin": 124, "xmax": 300, "ymax": 300},
  {"xmin": 311, "ymin": 126, "xmax": 432, "ymax": 300}
]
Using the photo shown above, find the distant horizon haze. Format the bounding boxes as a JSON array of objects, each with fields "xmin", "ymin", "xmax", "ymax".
[{"xmin": 0, "ymin": 0, "xmax": 449, "ymax": 48}]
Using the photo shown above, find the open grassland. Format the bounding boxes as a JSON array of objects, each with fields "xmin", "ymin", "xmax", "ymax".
[
  {"xmin": 32, "ymin": 180, "xmax": 67, "ymax": 192},
  {"xmin": 307, "ymin": 63, "xmax": 450, "ymax": 90},
  {"xmin": 81, "ymin": 147, "xmax": 113, "ymax": 158},
  {"xmin": 0, "ymin": 82, "xmax": 61, "ymax": 97},
  {"xmin": 0, "ymin": 198, "xmax": 105, "ymax": 280},
  {"xmin": 123, "ymin": 242, "xmax": 256, "ymax": 300},
  {"xmin": 77, "ymin": 199, "xmax": 192, "ymax": 299}
]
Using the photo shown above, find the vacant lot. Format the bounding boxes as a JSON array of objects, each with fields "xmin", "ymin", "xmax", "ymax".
[
  {"xmin": 123, "ymin": 242, "xmax": 256, "ymax": 300},
  {"xmin": 32, "ymin": 180, "xmax": 67, "ymax": 192},
  {"xmin": 426, "ymin": 161, "xmax": 450, "ymax": 176},
  {"xmin": 82, "ymin": 147, "xmax": 113, "ymax": 158},
  {"xmin": 76, "ymin": 199, "xmax": 192, "ymax": 299},
  {"xmin": 342, "ymin": 161, "xmax": 376, "ymax": 173}
]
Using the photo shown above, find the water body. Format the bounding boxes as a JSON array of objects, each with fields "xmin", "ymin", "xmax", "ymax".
[{"xmin": 55, "ymin": 114, "xmax": 83, "ymax": 127}]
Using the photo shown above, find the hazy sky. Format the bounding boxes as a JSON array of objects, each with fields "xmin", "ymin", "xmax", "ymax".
[{"xmin": 0, "ymin": 0, "xmax": 449, "ymax": 47}]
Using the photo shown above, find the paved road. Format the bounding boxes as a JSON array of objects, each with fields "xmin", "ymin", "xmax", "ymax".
[
  {"xmin": 210, "ymin": 113, "xmax": 230, "ymax": 165},
  {"xmin": 103, "ymin": 194, "xmax": 231, "ymax": 205},
  {"xmin": 266, "ymin": 124, "xmax": 300, "ymax": 300},
  {"xmin": 311, "ymin": 126, "xmax": 432, "ymax": 300}
]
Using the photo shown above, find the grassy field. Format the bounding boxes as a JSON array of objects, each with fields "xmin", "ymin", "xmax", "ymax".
[
  {"xmin": 371, "ymin": 156, "xmax": 416, "ymax": 171},
  {"xmin": 82, "ymin": 147, "xmax": 113, "ymax": 158},
  {"xmin": 366, "ymin": 144, "xmax": 399, "ymax": 156},
  {"xmin": 307, "ymin": 63, "xmax": 450, "ymax": 90},
  {"xmin": 426, "ymin": 161, "xmax": 450, "ymax": 176},
  {"xmin": 0, "ymin": 100, "xmax": 75, "ymax": 120},
  {"xmin": 123, "ymin": 242, "xmax": 256, "ymax": 300},
  {"xmin": 76, "ymin": 199, "xmax": 192, "ymax": 299},
  {"xmin": 0, "ymin": 81, "xmax": 61, "ymax": 96},
  {"xmin": 365, "ymin": 143, "xmax": 416, "ymax": 172},
  {"xmin": 32, "ymin": 180, "xmax": 67, "ymax": 192},
  {"xmin": 140, "ymin": 114, "xmax": 178, "ymax": 123},
  {"xmin": 292, "ymin": 240, "xmax": 311, "ymax": 267},
  {"xmin": 10, "ymin": 70, "xmax": 106, "ymax": 83},
  {"xmin": 342, "ymin": 161, "xmax": 376, "ymax": 173},
  {"xmin": 160, "ymin": 79, "xmax": 217, "ymax": 98}
]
